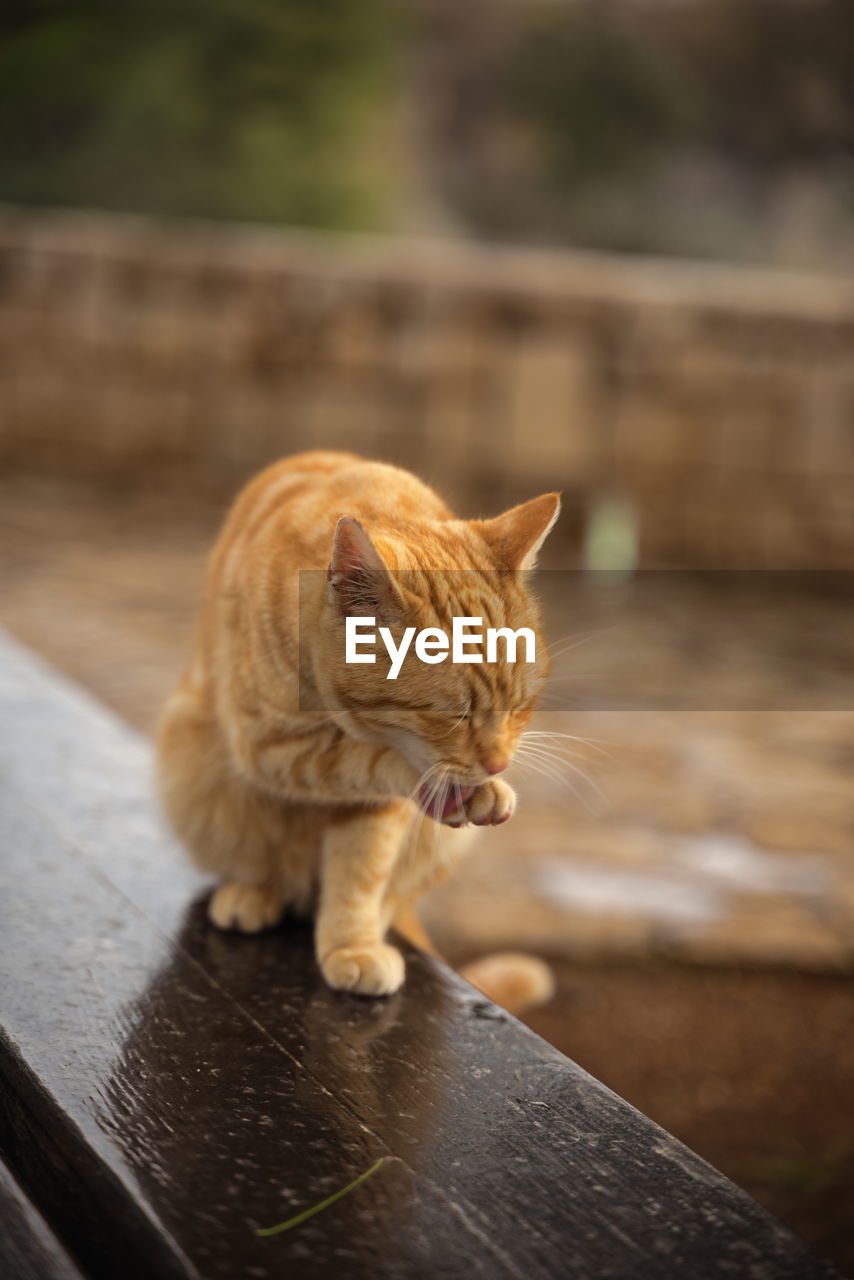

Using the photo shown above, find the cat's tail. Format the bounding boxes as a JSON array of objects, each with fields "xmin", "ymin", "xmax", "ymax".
[{"xmin": 460, "ymin": 953, "xmax": 555, "ymax": 1017}]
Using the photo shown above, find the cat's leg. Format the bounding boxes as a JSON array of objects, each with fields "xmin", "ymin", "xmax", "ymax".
[
  {"xmin": 157, "ymin": 688, "xmax": 288, "ymax": 932},
  {"xmin": 208, "ymin": 881, "xmax": 284, "ymax": 933},
  {"xmin": 315, "ymin": 803, "xmax": 411, "ymax": 996},
  {"xmin": 206, "ymin": 800, "xmax": 324, "ymax": 931}
]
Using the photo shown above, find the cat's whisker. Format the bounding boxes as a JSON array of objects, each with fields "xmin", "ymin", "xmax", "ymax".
[
  {"xmin": 524, "ymin": 729, "xmax": 611, "ymax": 746},
  {"xmin": 544, "ymin": 627, "xmax": 598, "ymax": 653},
  {"xmin": 429, "ymin": 772, "xmax": 453, "ymax": 861},
  {"xmin": 414, "ymin": 763, "xmax": 445, "ymax": 812},
  {"xmin": 517, "ymin": 741, "xmax": 599, "ymax": 791},
  {"xmin": 513, "ymin": 759, "xmax": 601, "ymax": 815},
  {"xmin": 408, "ymin": 795, "xmax": 437, "ymax": 858},
  {"xmin": 424, "ymin": 769, "xmax": 448, "ymax": 821},
  {"xmin": 513, "ymin": 747, "xmax": 568, "ymax": 789},
  {"xmin": 516, "ymin": 742, "xmax": 604, "ymax": 803},
  {"xmin": 519, "ymin": 741, "xmax": 604, "ymax": 773},
  {"xmin": 513, "ymin": 750, "xmax": 603, "ymax": 815},
  {"xmin": 431, "ymin": 778, "xmax": 447, "ymax": 848},
  {"xmin": 512, "ymin": 755, "xmax": 561, "ymax": 787},
  {"xmin": 525, "ymin": 737, "xmax": 595, "ymax": 762},
  {"xmin": 436, "ymin": 707, "xmax": 469, "ymax": 738},
  {"xmin": 512, "ymin": 755, "xmax": 582, "ymax": 800},
  {"xmin": 407, "ymin": 801, "xmax": 431, "ymax": 857},
  {"xmin": 520, "ymin": 737, "xmax": 592, "ymax": 768},
  {"xmin": 406, "ymin": 760, "xmax": 443, "ymax": 805},
  {"xmin": 522, "ymin": 730, "xmax": 613, "ymax": 758},
  {"xmin": 403, "ymin": 762, "xmax": 447, "ymax": 854},
  {"xmin": 546, "ymin": 626, "xmax": 617, "ymax": 662}
]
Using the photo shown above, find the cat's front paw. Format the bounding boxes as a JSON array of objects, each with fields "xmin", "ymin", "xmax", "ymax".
[
  {"xmin": 320, "ymin": 943, "xmax": 405, "ymax": 996},
  {"xmin": 208, "ymin": 883, "xmax": 284, "ymax": 933},
  {"xmin": 451, "ymin": 778, "xmax": 516, "ymax": 827}
]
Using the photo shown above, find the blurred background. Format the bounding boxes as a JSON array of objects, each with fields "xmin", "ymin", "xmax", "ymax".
[{"xmin": 1, "ymin": 0, "xmax": 853, "ymax": 1268}]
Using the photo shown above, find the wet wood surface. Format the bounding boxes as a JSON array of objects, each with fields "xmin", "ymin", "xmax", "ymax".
[
  {"xmin": 0, "ymin": 630, "xmax": 840, "ymax": 1279},
  {"xmin": 0, "ymin": 1158, "xmax": 86, "ymax": 1280}
]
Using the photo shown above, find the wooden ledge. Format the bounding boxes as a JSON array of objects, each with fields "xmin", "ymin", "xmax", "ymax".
[{"xmin": 0, "ymin": 631, "xmax": 839, "ymax": 1279}]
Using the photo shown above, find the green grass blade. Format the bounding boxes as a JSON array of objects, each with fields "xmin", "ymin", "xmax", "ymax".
[{"xmin": 255, "ymin": 1156, "xmax": 387, "ymax": 1237}]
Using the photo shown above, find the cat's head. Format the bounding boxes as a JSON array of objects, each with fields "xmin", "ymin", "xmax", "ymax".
[{"xmin": 315, "ymin": 494, "xmax": 560, "ymax": 807}]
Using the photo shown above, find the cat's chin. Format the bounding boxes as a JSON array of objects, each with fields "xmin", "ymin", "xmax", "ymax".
[{"xmin": 417, "ymin": 783, "xmax": 475, "ymax": 822}]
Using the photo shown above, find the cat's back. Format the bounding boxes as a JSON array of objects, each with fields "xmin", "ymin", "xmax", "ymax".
[
  {"xmin": 218, "ymin": 450, "xmax": 362, "ymax": 549},
  {"xmin": 218, "ymin": 451, "xmax": 452, "ymax": 570},
  {"xmin": 197, "ymin": 452, "xmax": 453, "ymax": 667}
]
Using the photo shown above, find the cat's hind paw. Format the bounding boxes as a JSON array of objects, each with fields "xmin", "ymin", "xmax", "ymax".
[
  {"xmin": 320, "ymin": 943, "xmax": 405, "ymax": 996},
  {"xmin": 208, "ymin": 883, "xmax": 284, "ymax": 933}
]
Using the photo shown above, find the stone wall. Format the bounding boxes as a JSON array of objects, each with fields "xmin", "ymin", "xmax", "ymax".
[{"xmin": 1, "ymin": 205, "xmax": 853, "ymax": 566}]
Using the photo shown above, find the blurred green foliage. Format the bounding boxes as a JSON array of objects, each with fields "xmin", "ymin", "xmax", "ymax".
[
  {"xmin": 0, "ymin": 0, "xmax": 395, "ymax": 228},
  {"xmin": 2, "ymin": 0, "xmax": 854, "ymax": 260}
]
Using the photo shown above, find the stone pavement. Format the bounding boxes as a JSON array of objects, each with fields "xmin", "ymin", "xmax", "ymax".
[
  {"xmin": 425, "ymin": 708, "xmax": 854, "ymax": 972},
  {"xmin": 2, "ymin": 475, "xmax": 852, "ymax": 972}
]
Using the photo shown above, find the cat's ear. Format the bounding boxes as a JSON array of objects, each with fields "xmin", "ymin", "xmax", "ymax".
[
  {"xmin": 327, "ymin": 517, "xmax": 404, "ymax": 622},
  {"xmin": 477, "ymin": 493, "xmax": 561, "ymax": 570}
]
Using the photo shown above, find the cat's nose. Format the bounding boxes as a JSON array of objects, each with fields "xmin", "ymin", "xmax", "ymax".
[{"xmin": 483, "ymin": 755, "xmax": 509, "ymax": 775}]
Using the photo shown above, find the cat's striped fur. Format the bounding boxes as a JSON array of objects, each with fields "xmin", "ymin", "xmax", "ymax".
[{"xmin": 156, "ymin": 451, "xmax": 559, "ymax": 1010}]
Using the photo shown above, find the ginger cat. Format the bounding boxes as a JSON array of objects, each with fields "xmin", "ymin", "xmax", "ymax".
[{"xmin": 156, "ymin": 452, "xmax": 559, "ymax": 1013}]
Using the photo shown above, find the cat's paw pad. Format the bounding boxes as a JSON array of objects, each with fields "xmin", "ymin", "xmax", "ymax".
[
  {"xmin": 320, "ymin": 943, "xmax": 405, "ymax": 996},
  {"xmin": 462, "ymin": 778, "xmax": 516, "ymax": 826},
  {"xmin": 208, "ymin": 883, "xmax": 284, "ymax": 933}
]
